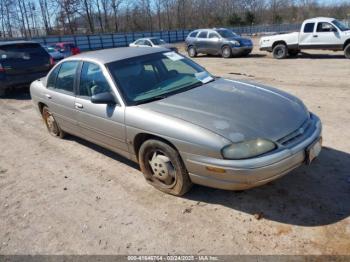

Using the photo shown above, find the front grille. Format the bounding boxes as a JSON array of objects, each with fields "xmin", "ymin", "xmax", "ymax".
[{"xmin": 278, "ymin": 117, "xmax": 315, "ymax": 147}]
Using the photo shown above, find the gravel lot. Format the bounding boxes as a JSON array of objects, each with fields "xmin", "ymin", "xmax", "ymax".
[{"xmin": 1, "ymin": 38, "xmax": 349, "ymax": 255}]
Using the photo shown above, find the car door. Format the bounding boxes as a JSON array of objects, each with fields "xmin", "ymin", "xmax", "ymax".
[
  {"xmin": 207, "ymin": 32, "xmax": 221, "ymax": 54},
  {"xmin": 310, "ymin": 22, "xmax": 343, "ymax": 48},
  {"xmin": 299, "ymin": 22, "xmax": 316, "ymax": 48},
  {"xmin": 196, "ymin": 31, "xmax": 209, "ymax": 53},
  {"xmin": 74, "ymin": 61, "xmax": 128, "ymax": 156},
  {"xmin": 44, "ymin": 61, "xmax": 80, "ymax": 135}
]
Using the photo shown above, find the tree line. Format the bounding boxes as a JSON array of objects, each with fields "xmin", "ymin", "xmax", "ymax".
[{"xmin": 0, "ymin": 0, "xmax": 349, "ymax": 38}]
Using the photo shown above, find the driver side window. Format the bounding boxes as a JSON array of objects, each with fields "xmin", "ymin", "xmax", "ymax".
[
  {"xmin": 317, "ymin": 22, "xmax": 336, "ymax": 32},
  {"xmin": 79, "ymin": 62, "xmax": 111, "ymax": 98}
]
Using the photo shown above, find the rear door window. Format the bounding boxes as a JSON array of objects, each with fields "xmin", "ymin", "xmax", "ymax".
[
  {"xmin": 47, "ymin": 65, "xmax": 61, "ymax": 89},
  {"xmin": 304, "ymin": 23, "xmax": 315, "ymax": 33},
  {"xmin": 54, "ymin": 61, "xmax": 79, "ymax": 94},
  {"xmin": 197, "ymin": 31, "xmax": 208, "ymax": 38}
]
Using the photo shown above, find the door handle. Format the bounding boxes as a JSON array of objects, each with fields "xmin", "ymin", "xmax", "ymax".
[
  {"xmin": 45, "ymin": 94, "xmax": 52, "ymax": 99},
  {"xmin": 75, "ymin": 102, "xmax": 83, "ymax": 109},
  {"xmin": 313, "ymin": 35, "xmax": 318, "ymax": 37}
]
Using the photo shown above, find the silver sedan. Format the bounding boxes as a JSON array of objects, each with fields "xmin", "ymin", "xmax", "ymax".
[{"xmin": 30, "ymin": 47, "xmax": 322, "ymax": 196}]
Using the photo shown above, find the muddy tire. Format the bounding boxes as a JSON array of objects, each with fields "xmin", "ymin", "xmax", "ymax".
[
  {"xmin": 42, "ymin": 106, "xmax": 65, "ymax": 138},
  {"xmin": 273, "ymin": 44, "xmax": 288, "ymax": 59},
  {"xmin": 344, "ymin": 44, "xmax": 350, "ymax": 59},
  {"xmin": 187, "ymin": 46, "xmax": 197, "ymax": 58},
  {"xmin": 221, "ymin": 46, "xmax": 232, "ymax": 58},
  {"xmin": 0, "ymin": 89, "xmax": 6, "ymax": 97},
  {"xmin": 138, "ymin": 139, "xmax": 192, "ymax": 196}
]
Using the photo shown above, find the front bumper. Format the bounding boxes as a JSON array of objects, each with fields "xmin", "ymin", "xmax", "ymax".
[
  {"xmin": 182, "ymin": 116, "xmax": 322, "ymax": 190},
  {"xmin": 231, "ymin": 46, "xmax": 253, "ymax": 55}
]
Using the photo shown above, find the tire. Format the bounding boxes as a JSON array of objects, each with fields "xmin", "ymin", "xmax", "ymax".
[
  {"xmin": 288, "ymin": 50, "xmax": 299, "ymax": 57},
  {"xmin": 344, "ymin": 44, "xmax": 350, "ymax": 59},
  {"xmin": 138, "ymin": 139, "xmax": 192, "ymax": 196},
  {"xmin": 273, "ymin": 44, "xmax": 288, "ymax": 59},
  {"xmin": 0, "ymin": 88, "xmax": 6, "ymax": 97},
  {"xmin": 42, "ymin": 106, "xmax": 65, "ymax": 138},
  {"xmin": 221, "ymin": 46, "xmax": 232, "ymax": 58},
  {"xmin": 187, "ymin": 46, "xmax": 197, "ymax": 58}
]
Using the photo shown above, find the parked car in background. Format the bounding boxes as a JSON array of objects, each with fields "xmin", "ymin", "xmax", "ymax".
[
  {"xmin": 42, "ymin": 45, "xmax": 64, "ymax": 62},
  {"xmin": 185, "ymin": 28, "xmax": 253, "ymax": 58},
  {"xmin": 52, "ymin": 42, "xmax": 81, "ymax": 58},
  {"xmin": 30, "ymin": 47, "xmax": 322, "ymax": 196},
  {"xmin": 129, "ymin": 37, "xmax": 178, "ymax": 52},
  {"xmin": 0, "ymin": 41, "xmax": 53, "ymax": 96},
  {"xmin": 260, "ymin": 17, "xmax": 350, "ymax": 59}
]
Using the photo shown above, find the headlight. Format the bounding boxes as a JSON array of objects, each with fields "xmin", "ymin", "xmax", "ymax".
[
  {"xmin": 222, "ymin": 138, "xmax": 276, "ymax": 160},
  {"xmin": 230, "ymin": 40, "xmax": 240, "ymax": 47}
]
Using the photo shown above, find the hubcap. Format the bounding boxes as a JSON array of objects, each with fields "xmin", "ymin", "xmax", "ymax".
[
  {"xmin": 277, "ymin": 48, "xmax": 284, "ymax": 57},
  {"xmin": 45, "ymin": 112, "xmax": 58, "ymax": 135},
  {"xmin": 223, "ymin": 48, "xmax": 229, "ymax": 56},
  {"xmin": 148, "ymin": 151, "xmax": 176, "ymax": 187}
]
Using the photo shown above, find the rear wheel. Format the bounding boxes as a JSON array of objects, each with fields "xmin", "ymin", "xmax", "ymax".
[
  {"xmin": 344, "ymin": 44, "xmax": 350, "ymax": 59},
  {"xmin": 138, "ymin": 139, "xmax": 192, "ymax": 196},
  {"xmin": 187, "ymin": 46, "xmax": 197, "ymax": 57},
  {"xmin": 42, "ymin": 106, "xmax": 65, "ymax": 138},
  {"xmin": 273, "ymin": 44, "xmax": 288, "ymax": 59},
  {"xmin": 0, "ymin": 88, "xmax": 6, "ymax": 97},
  {"xmin": 221, "ymin": 46, "xmax": 232, "ymax": 58}
]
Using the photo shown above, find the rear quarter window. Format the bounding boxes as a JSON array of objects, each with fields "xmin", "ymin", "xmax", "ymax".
[{"xmin": 304, "ymin": 23, "xmax": 315, "ymax": 33}]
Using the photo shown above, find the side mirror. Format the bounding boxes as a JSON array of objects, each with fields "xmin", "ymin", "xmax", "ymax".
[
  {"xmin": 91, "ymin": 91, "xmax": 116, "ymax": 105},
  {"xmin": 332, "ymin": 27, "xmax": 338, "ymax": 32}
]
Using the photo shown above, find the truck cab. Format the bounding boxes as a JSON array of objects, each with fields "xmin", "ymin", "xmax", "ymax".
[{"xmin": 260, "ymin": 17, "xmax": 350, "ymax": 59}]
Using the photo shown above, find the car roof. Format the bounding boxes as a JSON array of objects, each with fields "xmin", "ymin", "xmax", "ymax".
[
  {"xmin": 136, "ymin": 37, "xmax": 162, "ymax": 41},
  {"xmin": 66, "ymin": 47, "xmax": 169, "ymax": 64},
  {"xmin": 304, "ymin": 17, "xmax": 335, "ymax": 23},
  {"xmin": 0, "ymin": 40, "xmax": 40, "ymax": 46}
]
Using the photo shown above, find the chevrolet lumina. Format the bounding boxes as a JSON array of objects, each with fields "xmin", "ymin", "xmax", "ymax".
[{"xmin": 30, "ymin": 47, "xmax": 322, "ymax": 196}]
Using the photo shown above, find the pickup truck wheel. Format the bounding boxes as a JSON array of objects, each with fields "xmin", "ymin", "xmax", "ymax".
[
  {"xmin": 221, "ymin": 46, "xmax": 232, "ymax": 58},
  {"xmin": 273, "ymin": 44, "xmax": 288, "ymax": 59},
  {"xmin": 42, "ymin": 106, "xmax": 65, "ymax": 138},
  {"xmin": 344, "ymin": 44, "xmax": 350, "ymax": 59},
  {"xmin": 138, "ymin": 139, "xmax": 192, "ymax": 196},
  {"xmin": 0, "ymin": 89, "xmax": 6, "ymax": 97},
  {"xmin": 187, "ymin": 46, "xmax": 197, "ymax": 57}
]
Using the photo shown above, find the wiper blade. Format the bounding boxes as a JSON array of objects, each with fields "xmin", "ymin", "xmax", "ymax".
[{"xmin": 134, "ymin": 95, "xmax": 168, "ymax": 105}]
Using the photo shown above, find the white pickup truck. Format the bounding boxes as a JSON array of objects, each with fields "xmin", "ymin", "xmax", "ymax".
[{"xmin": 260, "ymin": 17, "xmax": 350, "ymax": 59}]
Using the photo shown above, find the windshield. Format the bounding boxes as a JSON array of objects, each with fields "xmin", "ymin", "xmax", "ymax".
[
  {"xmin": 332, "ymin": 20, "xmax": 350, "ymax": 31},
  {"xmin": 216, "ymin": 29, "xmax": 238, "ymax": 38},
  {"xmin": 107, "ymin": 51, "xmax": 214, "ymax": 105},
  {"xmin": 151, "ymin": 38, "xmax": 166, "ymax": 45}
]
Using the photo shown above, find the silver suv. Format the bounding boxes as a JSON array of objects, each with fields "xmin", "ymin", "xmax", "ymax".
[{"xmin": 185, "ymin": 28, "xmax": 253, "ymax": 58}]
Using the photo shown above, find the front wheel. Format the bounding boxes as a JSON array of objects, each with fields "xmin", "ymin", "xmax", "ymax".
[
  {"xmin": 138, "ymin": 139, "xmax": 192, "ymax": 196},
  {"xmin": 187, "ymin": 46, "xmax": 197, "ymax": 57},
  {"xmin": 344, "ymin": 44, "xmax": 350, "ymax": 59},
  {"xmin": 273, "ymin": 44, "xmax": 288, "ymax": 59},
  {"xmin": 42, "ymin": 106, "xmax": 65, "ymax": 138},
  {"xmin": 221, "ymin": 46, "xmax": 232, "ymax": 58}
]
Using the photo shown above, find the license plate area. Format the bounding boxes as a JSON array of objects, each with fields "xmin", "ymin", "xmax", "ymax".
[{"xmin": 306, "ymin": 137, "xmax": 322, "ymax": 165}]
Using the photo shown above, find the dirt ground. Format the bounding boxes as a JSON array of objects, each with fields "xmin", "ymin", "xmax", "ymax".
[{"xmin": 1, "ymin": 38, "xmax": 350, "ymax": 255}]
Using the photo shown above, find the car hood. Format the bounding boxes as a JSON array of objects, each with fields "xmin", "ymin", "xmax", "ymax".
[{"xmin": 139, "ymin": 78, "xmax": 309, "ymax": 142}]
